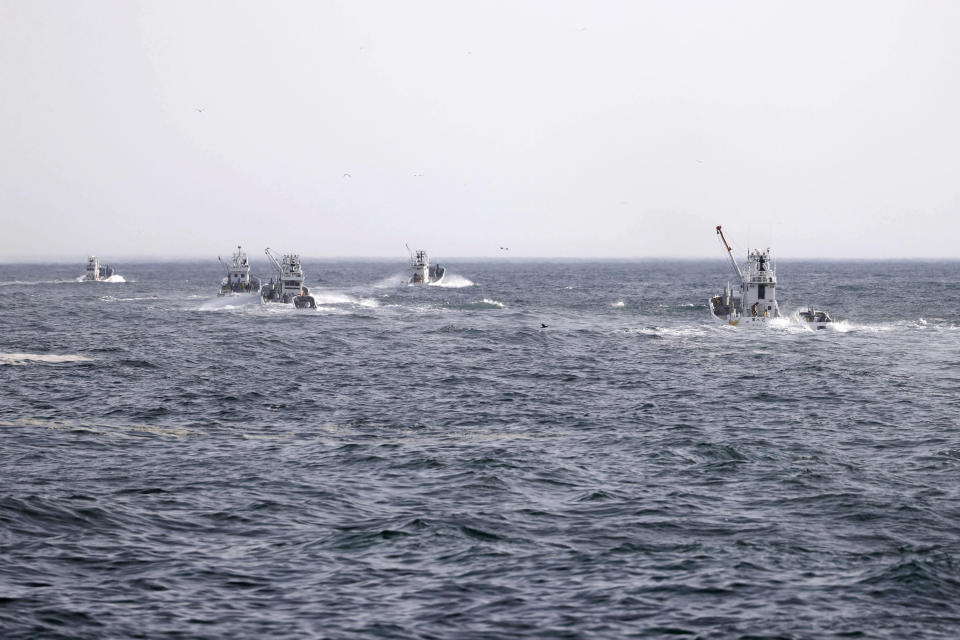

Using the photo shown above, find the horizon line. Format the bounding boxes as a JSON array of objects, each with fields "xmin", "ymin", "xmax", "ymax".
[{"xmin": 2, "ymin": 255, "xmax": 959, "ymax": 265}]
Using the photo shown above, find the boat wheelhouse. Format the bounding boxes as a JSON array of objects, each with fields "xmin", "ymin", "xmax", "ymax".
[
  {"xmin": 218, "ymin": 245, "xmax": 260, "ymax": 295},
  {"xmin": 260, "ymin": 248, "xmax": 316, "ymax": 308},
  {"xmin": 709, "ymin": 226, "xmax": 781, "ymax": 326},
  {"xmin": 409, "ymin": 249, "xmax": 445, "ymax": 284},
  {"xmin": 84, "ymin": 256, "xmax": 114, "ymax": 281}
]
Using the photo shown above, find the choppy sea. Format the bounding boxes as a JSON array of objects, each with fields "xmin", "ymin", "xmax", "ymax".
[{"xmin": 1, "ymin": 259, "xmax": 958, "ymax": 639}]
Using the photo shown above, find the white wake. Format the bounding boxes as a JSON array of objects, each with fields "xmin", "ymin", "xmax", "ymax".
[
  {"xmin": 75, "ymin": 274, "xmax": 127, "ymax": 283},
  {"xmin": 0, "ymin": 353, "xmax": 94, "ymax": 366},
  {"xmin": 429, "ymin": 273, "xmax": 474, "ymax": 288}
]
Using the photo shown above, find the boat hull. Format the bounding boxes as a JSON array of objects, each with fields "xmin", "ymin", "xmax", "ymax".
[
  {"xmin": 410, "ymin": 263, "xmax": 445, "ymax": 285},
  {"xmin": 218, "ymin": 285, "xmax": 259, "ymax": 297},
  {"xmin": 410, "ymin": 274, "xmax": 444, "ymax": 285},
  {"xmin": 709, "ymin": 297, "xmax": 777, "ymax": 327}
]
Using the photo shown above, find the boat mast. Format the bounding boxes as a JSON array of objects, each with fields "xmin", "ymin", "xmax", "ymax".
[{"xmin": 716, "ymin": 225, "xmax": 744, "ymax": 282}]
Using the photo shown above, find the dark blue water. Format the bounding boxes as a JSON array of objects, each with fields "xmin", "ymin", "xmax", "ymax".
[{"xmin": 1, "ymin": 260, "xmax": 959, "ymax": 638}]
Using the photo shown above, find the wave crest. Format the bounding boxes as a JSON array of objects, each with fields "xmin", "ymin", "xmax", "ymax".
[{"xmin": 0, "ymin": 353, "xmax": 94, "ymax": 366}]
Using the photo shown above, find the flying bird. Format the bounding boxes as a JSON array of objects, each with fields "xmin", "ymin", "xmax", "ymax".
[
  {"xmin": 343, "ymin": 173, "xmax": 352, "ymax": 178},
  {"xmin": 196, "ymin": 108, "xmax": 205, "ymax": 113}
]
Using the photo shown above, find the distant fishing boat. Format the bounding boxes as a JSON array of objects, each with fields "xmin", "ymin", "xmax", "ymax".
[
  {"xmin": 260, "ymin": 248, "xmax": 316, "ymax": 309},
  {"xmin": 217, "ymin": 245, "xmax": 260, "ymax": 296},
  {"xmin": 408, "ymin": 248, "xmax": 445, "ymax": 285},
  {"xmin": 799, "ymin": 307, "xmax": 834, "ymax": 330},
  {"xmin": 709, "ymin": 226, "xmax": 781, "ymax": 326},
  {"xmin": 84, "ymin": 256, "xmax": 115, "ymax": 281}
]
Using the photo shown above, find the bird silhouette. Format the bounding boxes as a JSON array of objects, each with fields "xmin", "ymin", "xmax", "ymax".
[{"xmin": 196, "ymin": 108, "xmax": 205, "ymax": 113}]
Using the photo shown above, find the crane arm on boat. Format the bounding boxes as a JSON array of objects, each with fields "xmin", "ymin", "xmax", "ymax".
[
  {"xmin": 264, "ymin": 248, "xmax": 283, "ymax": 275},
  {"xmin": 716, "ymin": 225, "xmax": 744, "ymax": 282}
]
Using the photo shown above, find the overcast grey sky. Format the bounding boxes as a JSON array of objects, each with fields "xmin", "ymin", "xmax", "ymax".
[{"xmin": 2, "ymin": 0, "xmax": 959, "ymax": 260}]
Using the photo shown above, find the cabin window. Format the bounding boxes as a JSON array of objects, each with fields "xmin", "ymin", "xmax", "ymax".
[{"xmin": 758, "ymin": 284, "xmax": 766, "ymax": 299}]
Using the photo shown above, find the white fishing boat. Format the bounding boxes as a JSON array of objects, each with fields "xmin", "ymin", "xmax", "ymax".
[
  {"xmin": 84, "ymin": 256, "xmax": 115, "ymax": 281},
  {"xmin": 217, "ymin": 245, "xmax": 260, "ymax": 296},
  {"xmin": 260, "ymin": 248, "xmax": 316, "ymax": 309},
  {"xmin": 408, "ymin": 248, "xmax": 445, "ymax": 285},
  {"xmin": 709, "ymin": 226, "xmax": 781, "ymax": 326}
]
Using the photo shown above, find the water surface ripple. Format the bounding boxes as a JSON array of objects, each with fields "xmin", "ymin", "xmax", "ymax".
[{"xmin": 1, "ymin": 260, "xmax": 959, "ymax": 638}]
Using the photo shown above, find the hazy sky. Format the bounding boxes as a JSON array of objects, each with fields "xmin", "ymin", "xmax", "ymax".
[{"xmin": 2, "ymin": 0, "xmax": 959, "ymax": 260}]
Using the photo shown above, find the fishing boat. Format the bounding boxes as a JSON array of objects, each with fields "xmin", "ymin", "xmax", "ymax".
[
  {"xmin": 84, "ymin": 256, "xmax": 115, "ymax": 281},
  {"xmin": 217, "ymin": 245, "xmax": 260, "ymax": 296},
  {"xmin": 799, "ymin": 307, "xmax": 833, "ymax": 330},
  {"xmin": 709, "ymin": 226, "xmax": 781, "ymax": 326},
  {"xmin": 260, "ymin": 248, "xmax": 316, "ymax": 309},
  {"xmin": 408, "ymin": 248, "xmax": 445, "ymax": 285}
]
